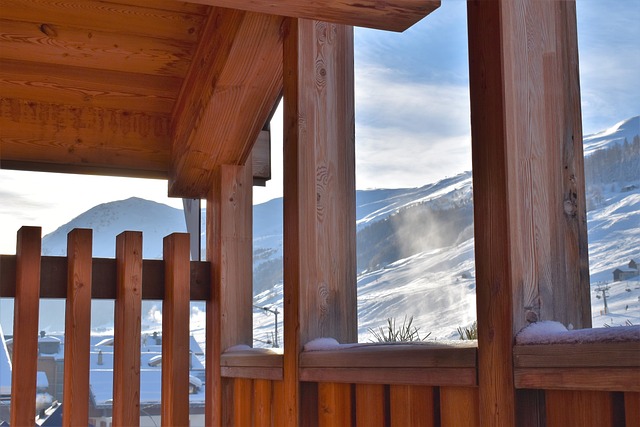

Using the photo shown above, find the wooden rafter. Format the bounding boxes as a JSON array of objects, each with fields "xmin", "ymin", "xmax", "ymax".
[
  {"xmin": 169, "ymin": 7, "xmax": 284, "ymax": 198},
  {"xmin": 182, "ymin": 0, "xmax": 441, "ymax": 32}
]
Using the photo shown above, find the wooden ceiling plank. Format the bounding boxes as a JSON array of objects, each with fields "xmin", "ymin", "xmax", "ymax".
[
  {"xmin": 0, "ymin": 59, "xmax": 180, "ymax": 114},
  {"xmin": 0, "ymin": 19, "xmax": 194, "ymax": 77},
  {"xmin": 169, "ymin": 8, "xmax": 284, "ymax": 197},
  {"xmin": 1, "ymin": 0, "xmax": 207, "ymax": 43},
  {"xmin": 181, "ymin": 0, "xmax": 440, "ymax": 32},
  {"xmin": 0, "ymin": 98, "xmax": 170, "ymax": 174},
  {"xmin": 103, "ymin": 0, "xmax": 210, "ymax": 16}
]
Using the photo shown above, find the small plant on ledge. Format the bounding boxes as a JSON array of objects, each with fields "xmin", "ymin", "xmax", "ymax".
[
  {"xmin": 457, "ymin": 321, "xmax": 478, "ymax": 340},
  {"xmin": 369, "ymin": 316, "xmax": 431, "ymax": 343}
]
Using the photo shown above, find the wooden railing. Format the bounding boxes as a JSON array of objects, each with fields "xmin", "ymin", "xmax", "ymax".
[{"xmin": 2, "ymin": 226, "xmax": 639, "ymax": 426}]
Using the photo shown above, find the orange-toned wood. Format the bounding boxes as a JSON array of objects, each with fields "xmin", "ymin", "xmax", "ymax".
[
  {"xmin": 356, "ymin": 384, "xmax": 386, "ymax": 427},
  {"xmin": 515, "ymin": 367, "xmax": 640, "ymax": 392},
  {"xmin": 625, "ymin": 392, "xmax": 640, "ymax": 427},
  {"xmin": 282, "ymin": 18, "xmax": 357, "ymax": 427},
  {"xmin": 318, "ymin": 382, "xmax": 352, "ymax": 427},
  {"xmin": 546, "ymin": 390, "xmax": 614, "ymax": 427},
  {"xmin": 182, "ymin": 0, "xmax": 440, "ymax": 32},
  {"xmin": 161, "ymin": 233, "xmax": 191, "ymax": 427},
  {"xmin": 300, "ymin": 367, "xmax": 477, "ymax": 387},
  {"xmin": 113, "ymin": 231, "xmax": 143, "ymax": 427},
  {"xmin": 233, "ymin": 378, "xmax": 254, "ymax": 427},
  {"xmin": 467, "ymin": 0, "xmax": 587, "ymax": 425},
  {"xmin": 273, "ymin": 381, "xmax": 287, "ymax": 426},
  {"xmin": 2, "ymin": 0, "xmax": 207, "ymax": 42},
  {"xmin": 389, "ymin": 385, "xmax": 434, "ymax": 427},
  {"xmin": 205, "ymin": 161, "xmax": 253, "ymax": 427},
  {"xmin": 0, "ymin": 59, "xmax": 181, "ymax": 114},
  {"xmin": 514, "ymin": 342, "xmax": 640, "ymax": 368},
  {"xmin": 254, "ymin": 379, "xmax": 272, "ymax": 427},
  {"xmin": 440, "ymin": 387, "xmax": 479, "ymax": 427},
  {"xmin": 169, "ymin": 8, "xmax": 284, "ymax": 197},
  {"xmin": 0, "ymin": 19, "xmax": 193, "ymax": 77},
  {"xmin": 62, "ymin": 228, "xmax": 93, "ymax": 427},
  {"xmin": 0, "ymin": 98, "xmax": 171, "ymax": 177},
  {"xmin": 9, "ymin": 226, "xmax": 41, "ymax": 427}
]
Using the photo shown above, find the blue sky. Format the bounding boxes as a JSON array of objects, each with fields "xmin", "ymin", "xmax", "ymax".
[{"xmin": 0, "ymin": 0, "xmax": 638, "ymax": 253}]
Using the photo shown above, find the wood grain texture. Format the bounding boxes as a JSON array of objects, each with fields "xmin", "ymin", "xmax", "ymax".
[
  {"xmin": 254, "ymin": 379, "xmax": 272, "ymax": 427},
  {"xmin": 1, "ymin": 0, "xmax": 207, "ymax": 42},
  {"xmin": 9, "ymin": 226, "xmax": 41, "ymax": 427},
  {"xmin": 300, "ymin": 367, "xmax": 477, "ymax": 387},
  {"xmin": 113, "ymin": 231, "xmax": 143, "ymax": 427},
  {"xmin": 205, "ymin": 161, "xmax": 253, "ymax": 427},
  {"xmin": 282, "ymin": 18, "xmax": 357, "ymax": 427},
  {"xmin": 625, "ymin": 392, "xmax": 640, "ymax": 427},
  {"xmin": 467, "ymin": 0, "xmax": 587, "ymax": 425},
  {"xmin": 0, "ymin": 255, "xmax": 211, "ymax": 300},
  {"xmin": 0, "ymin": 18, "xmax": 194, "ymax": 77},
  {"xmin": 62, "ymin": 228, "xmax": 93, "ymax": 427},
  {"xmin": 355, "ymin": 384, "xmax": 386, "ymax": 427},
  {"xmin": 273, "ymin": 381, "xmax": 287, "ymax": 427},
  {"xmin": 234, "ymin": 378, "xmax": 254, "ymax": 427},
  {"xmin": 161, "ymin": 233, "xmax": 191, "ymax": 427},
  {"xmin": 515, "ymin": 367, "xmax": 640, "ymax": 392},
  {"xmin": 0, "ymin": 59, "xmax": 180, "ymax": 114},
  {"xmin": 545, "ymin": 390, "xmax": 614, "ymax": 427},
  {"xmin": 318, "ymin": 382, "xmax": 353, "ymax": 427},
  {"xmin": 169, "ymin": 8, "xmax": 284, "ymax": 197},
  {"xmin": 221, "ymin": 367, "xmax": 283, "ymax": 381},
  {"xmin": 389, "ymin": 385, "xmax": 435, "ymax": 427},
  {"xmin": 440, "ymin": 387, "xmax": 479, "ymax": 427},
  {"xmin": 181, "ymin": 0, "xmax": 440, "ymax": 32},
  {"xmin": 514, "ymin": 342, "xmax": 640, "ymax": 368},
  {"xmin": 0, "ymin": 98, "xmax": 171, "ymax": 176}
]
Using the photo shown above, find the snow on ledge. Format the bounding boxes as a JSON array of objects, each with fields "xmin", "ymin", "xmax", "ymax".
[
  {"xmin": 516, "ymin": 321, "xmax": 640, "ymax": 345},
  {"xmin": 304, "ymin": 338, "xmax": 361, "ymax": 351}
]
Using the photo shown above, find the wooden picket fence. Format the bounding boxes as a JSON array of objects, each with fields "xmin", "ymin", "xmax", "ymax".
[{"xmin": 1, "ymin": 226, "xmax": 639, "ymax": 426}]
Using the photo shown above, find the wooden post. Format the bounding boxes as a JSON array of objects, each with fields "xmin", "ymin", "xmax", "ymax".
[
  {"xmin": 10, "ymin": 226, "xmax": 41, "ymax": 427},
  {"xmin": 282, "ymin": 18, "xmax": 357, "ymax": 426},
  {"xmin": 162, "ymin": 233, "xmax": 191, "ymax": 427},
  {"xmin": 63, "ymin": 228, "xmax": 93, "ymax": 427},
  {"xmin": 113, "ymin": 231, "xmax": 143, "ymax": 427},
  {"xmin": 205, "ymin": 160, "xmax": 253, "ymax": 427},
  {"xmin": 467, "ymin": 0, "xmax": 589, "ymax": 425}
]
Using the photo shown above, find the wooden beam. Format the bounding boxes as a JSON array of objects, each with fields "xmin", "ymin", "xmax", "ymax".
[
  {"xmin": 282, "ymin": 18, "xmax": 357, "ymax": 427},
  {"xmin": 205, "ymin": 161, "xmax": 253, "ymax": 427},
  {"xmin": 9, "ymin": 226, "xmax": 41, "ymax": 427},
  {"xmin": 467, "ymin": 0, "xmax": 588, "ymax": 425},
  {"xmin": 162, "ymin": 233, "xmax": 191, "ymax": 427},
  {"xmin": 0, "ymin": 98, "xmax": 171, "ymax": 176},
  {"xmin": 62, "ymin": 229, "xmax": 93, "ymax": 427},
  {"xmin": 169, "ymin": 8, "xmax": 284, "ymax": 198},
  {"xmin": 182, "ymin": 0, "xmax": 441, "ymax": 32},
  {"xmin": 112, "ymin": 231, "xmax": 143, "ymax": 427}
]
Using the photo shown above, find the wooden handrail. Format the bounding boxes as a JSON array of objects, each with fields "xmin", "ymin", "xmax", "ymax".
[{"xmin": 0, "ymin": 255, "xmax": 211, "ymax": 300}]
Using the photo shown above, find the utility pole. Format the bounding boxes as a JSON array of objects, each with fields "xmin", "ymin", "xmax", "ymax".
[{"xmin": 595, "ymin": 283, "xmax": 610, "ymax": 314}]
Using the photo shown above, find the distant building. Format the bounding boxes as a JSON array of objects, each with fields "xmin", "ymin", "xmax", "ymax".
[{"xmin": 613, "ymin": 259, "xmax": 639, "ymax": 281}]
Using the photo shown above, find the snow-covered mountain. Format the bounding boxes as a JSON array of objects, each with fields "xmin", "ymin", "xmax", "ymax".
[{"xmin": 3, "ymin": 116, "xmax": 638, "ymax": 345}]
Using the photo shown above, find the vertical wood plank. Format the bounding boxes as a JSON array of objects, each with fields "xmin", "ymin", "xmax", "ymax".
[
  {"xmin": 546, "ymin": 390, "xmax": 614, "ymax": 427},
  {"xmin": 282, "ymin": 17, "xmax": 357, "ymax": 427},
  {"xmin": 466, "ymin": 0, "xmax": 587, "ymax": 425},
  {"xmin": 162, "ymin": 233, "xmax": 191, "ymax": 427},
  {"xmin": 113, "ymin": 231, "xmax": 143, "ymax": 427},
  {"xmin": 205, "ymin": 160, "xmax": 253, "ymax": 427},
  {"xmin": 318, "ymin": 382, "xmax": 353, "ymax": 427},
  {"xmin": 625, "ymin": 392, "xmax": 640, "ymax": 427},
  {"xmin": 254, "ymin": 379, "xmax": 273, "ymax": 427},
  {"xmin": 300, "ymin": 382, "xmax": 319, "ymax": 427},
  {"xmin": 356, "ymin": 384, "xmax": 386, "ymax": 426},
  {"xmin": 389, "ymin": 385, "xmax": 434, "ymax": 427},
  {"xmin": 10, "ymin": 226, "xmax": 41, "ymax": 427},
  {"xmin": 273, "ymin": 380, "xmax": 287, "ymax": 427},
  {"xmin": 62, "ymin": 228, "xmax": 92, "ymax": 427},
  {"xmin": 440, "ymin": 387, "xmax": 479, "ymax": 427},
  {"xmin": 234, "ymin": 378, "xmax": 254, "ymax": 427}
]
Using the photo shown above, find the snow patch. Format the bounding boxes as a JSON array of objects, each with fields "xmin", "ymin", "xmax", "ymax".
[{"xmin": 516, "ymin": 321, "xmax": 640, "ymax": 345}]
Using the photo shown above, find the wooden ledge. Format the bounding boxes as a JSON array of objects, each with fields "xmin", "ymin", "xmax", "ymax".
[
  {"xmin": 299, "ymin": 342, "xmax": 477, "ymax": 386},
  {"xmin": 221, "ymin": 348, "xmax": 283, "ymax": 381},
  {"xmin": 514, "ymin": 341, "xmax": 640, "ymax": 392}
]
